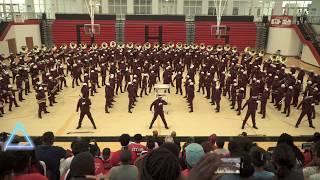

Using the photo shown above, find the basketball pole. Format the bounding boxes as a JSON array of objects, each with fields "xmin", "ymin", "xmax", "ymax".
[
  {"xmin": 214, "ymin": 0, "xmax": 228, "ymax": 38},
  {"xmin": 85, "ymin": 0, "xmax": 96, "ymax": 45}
]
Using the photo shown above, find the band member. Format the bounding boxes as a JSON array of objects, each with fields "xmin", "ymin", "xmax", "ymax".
[
  {"xmin": 116, "ymin": 71, "xmax": 123, "ymax": 95},
  {"xmin": 105, "ymin": 83, "xmax": 113, "ymax": 113},
  {"xmin": 7, "ymin": 85, "xmax": 19, "ymax": 111},
  {"xmin": 127, "ymin": 82, "xmax": 135, "ymax": 113},
  {"xmin": 149, "ymin": 97, "xmax": 169, "ymax": 129},
  {"xmin": 36, "ymin": 87, "xmax": 49, "ymax": 119},
  {"xmin": 214, "ymin": 85, "xmax": 222, "ymax": 112},
  {"xmin": 187, "ymin": 82, "xmax": 195, "ymax": 113},
  {"xmin": 236, "ymin": 87, "xmax": 245, "ymax": 115},
  {"xmin": 241, "ymin": 96, "xmax": 258, "ymax": 129},
  {"xmin": 295, "ymin": 96, "xmax": 315, "ymax": 129},
  {"xmin": 58, "ymin": 65, "xmax": 67, "ymax": 90},
  {"xmin": 282, "ymin": 86, "xmax": 293, "ymax": 117},
  {"xmin": 140, "ymin": 74, "xmax": 148, "ymax": 97},
  {"xmin": 259, "ymin": 88, "xmax": 269, "ymax": 119},
  {"xmin": 173, "ymin": 71, "xmax": 183, "ymax": 95},
  {"xmin": 15, "ymin": 74, "xmax": 24, "ymax": 101},
  {"xmin": 76, "ymin": 96, "xmax": 96, "ymax": 129},
  {"xmin": 100, "ymin": 63, "xmax": 107, "ymax": 86}
]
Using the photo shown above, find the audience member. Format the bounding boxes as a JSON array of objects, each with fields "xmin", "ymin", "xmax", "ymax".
[
  {"xmin": 67, "ymin": 152, "xmax": 95, "ymax": 180},
  {"xmin": 213, "ymin": 138, "xmax": 229, "ymax": 156},
  {"xmin": 161, "ymin": 142, "xmax": 180, "ymax": 159},
  {"xmin": 303, "ymin": 141, "xmax": 320, "ymax": 180},
  {"xmin": 89, "ymin": 143, "xmax": 105, "ymax": 175},
  {"xmin": 35, "ymin": 131, "xmax": 66, "ymax": 180},
  {"xmin": 249, "ymin": 146, "xmax": 275, "ymax": 180},
  {"xmin": 0, "ymin": 151, "xmax": 15, "ymax": 180},
  {"xmin": 108, "ymin": 149, "xmax": 138, "ymax": 180},
  {"xmin": 109, "ymin": 134, "xmax": 137, "ymax": 166},
  {"xmin": 277, "ymin": 133, "xmax": 304, "ymax": 166},
  {"xmin": 208, "ymin": 133, "xmax": 218, "ymax": 150},
  {"xmin": 128, "ymin": 134, "xmax": 147, "ymax": 156},
  {"xmin": 201, "ymin": 141, "xmax": 214, "ymax": 153},
  {"xmin": 183, "ymin": 143, "xmax": 205, "ymax": 177},
  {"xmin": 171, "ymin": 131, "xmax": 181, "ymax": 150}
]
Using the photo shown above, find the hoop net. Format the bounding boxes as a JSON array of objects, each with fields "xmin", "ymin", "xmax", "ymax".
[
  {"xmin": 84, "ymin": 24, "xmax": 101, "ymax": 35},
  {"xmin": 84, "ymin": 0, "xmax": 100, "ymax": 36},
  {"xmin": 212, "ymin": 0, "xmax": 229, "ymax": 37}
]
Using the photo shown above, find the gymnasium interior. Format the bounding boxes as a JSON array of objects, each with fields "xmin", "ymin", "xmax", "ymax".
[{"xmin": 0, "ymin": 0, "xmax": 320, "ymax": 180}]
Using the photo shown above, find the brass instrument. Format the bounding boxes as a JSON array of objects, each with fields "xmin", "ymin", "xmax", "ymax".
[
  {"xmin": 101, "ymin": 42, "xmax": 108, "ymax": 49},
  {"xmin": 153, "ymin": 42, "xmax": 160, "ymax": 49},
  {"xmin": 80, "ymin": 43, "xmax": 87, "ymax": 50},
  {"xmin": 224, "ymin": 44, "xmax": 231, "ymax": 51},
  {"xmin": 33, "ymin": 45, "xmax": 40, "ymax": 53},
  {"xmin": 135, "ymin": 43, "xmax": 142, "ymax": 50},
  {"xmin": 144, "ymin": 42, "xmax": 151, "ymax": 50},
  {"xmin": 199, "ymin": 43, "xmax": 206, "ymax": 50},
  {"xmin": 60, "ymin": 43, "xmax": 67, "ymax": 50},
  {"xmin": 126, "ymin": 42, "xmax": 134, "ymax": 49},
  {"xmin": 191, "ymin": 43, "xmax": 198, "ymax": 50},
  {"xmin": 244, "ymin": 46, "xmax": 251, "ymax": 53},
  {"xmin": 232, "ymin": 46, "xmax": 238, "ymax": 53},
  {"xmin": 91, "ymin": 43, "xmax": 98, "ymax": 50},
  {"xmin": 21, "ymin": 46, "xmax": 28, "ymax": 54},
  {"xmin": 183, "ymin": 43, "xmax": 190, "ymax": 50},
  {"xmin": 41, "ymin": 44, "xmax": 47, "ymax": 52},
  {"xmin": 169, "ymin": 42, "xmax": 174, "ymax": 48},
  {"xmin": 206, "ymin": 45, "xmax": 213, "ymax": 52},
  {"xmin": 249, "ymin": 49, "xmax": 256, "ymax": 56},
  {"xmin": 258, "ymin": 50, "xmax": 264, "ymax": 57},
  {"xmin": 216, "ymin": 45, "xmax": 223, "ymax": 52},
  {"xmin": 110, "ymin": 41, "xmax": 117, "ymax": 48},
  {"xmin": 117, "ymin": 42, "xmax": 125, "ymax": 49},
  {"xmin": 279, "ymin": 56, "xmax": 287, "ymax": 64},
  {"xmin": 162, "ymin": 43, "xmax": 169, "ymax": 51},
  {"xmin": 176, "ymin": 42, "xmax": 182, "ymax": 49},
  {"xmin": 69, "ymin": 42, "xmax": 77, "ymax": 49}
]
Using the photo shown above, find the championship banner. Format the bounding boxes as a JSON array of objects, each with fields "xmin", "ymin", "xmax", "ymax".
[{"xmin": 270, "ymin": 15, "xmax": 293, "ymax": 27}]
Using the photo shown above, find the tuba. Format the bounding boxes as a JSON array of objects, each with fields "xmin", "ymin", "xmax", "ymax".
[
  {"xmin": 91, "ymin": 43, "xmax": 98, "ymax": 50},
  {"xmin": 244, "ymin": 47, "xmax": 251, "ymax": 53},
  {"xmin": 224, "ymin": 44, "xmax": 231, "ymax": 51},
  {"xmin": 144, "ymin": 42, "xmax": 151, "ymax": 50},
  {"xmin": 69, "ymin": 42, "xmax": 77, "ymax": 49},
  {"xmin": 258, "ymin": 50, "xmax": 264, "ymax": 57},
  {"xmin": 110, "ymin": 41, "xmax": 117, "ymax": 48},
  {"xmin": 216, "ymin": 45, "xmax": 223, "ymax": 52},
  {"xmin": 232, "ymin": 46, "xmax": 238, "ymax": 53},
  {"xmin": 206, "ymin": 45, "xmax": 213, "ymax": 52},
  {"xmin": 199, "ymin": 43, "xmax": 206, "ymax": 50},
  {"xmin": 126, "ymin": 42, "xmax": 134, "ymax": 49},
  {"xmin": 101, "ymin": 42, "xmax": 108, "ymax": 49},
  {"xmin": 80, "ymin": 43, "xmax": 87, "ymax": 50},
  {"xmin": 176, "ymin": 42, "xmax": 182, "ymax": 49},
  {"xmin": 21, "ymin": 46, "xmax": 28, "ymax": 54},
  {"xmin": 153, "ymin": 42, "xmax": 160, "ymax": 49}
]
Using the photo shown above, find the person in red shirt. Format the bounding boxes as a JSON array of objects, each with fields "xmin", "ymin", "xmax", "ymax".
[
  {"xmin": 89, "ymin": 143, "xmax": 106, "ymax": 176},
  {"xmin": 109, "ymin": 134, "xmax": 137, "ymax": 167},
  {"xmin": 128, "ymin": 134, "xmax": 147, "ymax": 157}
]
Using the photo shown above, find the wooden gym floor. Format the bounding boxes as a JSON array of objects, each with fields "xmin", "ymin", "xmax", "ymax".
[{"xmin": 0, "ymin": 57, "xmax": 319, "ymax": 138}]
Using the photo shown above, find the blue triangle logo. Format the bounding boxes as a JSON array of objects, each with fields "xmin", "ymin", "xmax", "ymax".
[{"xmin": 4, "ymin": 122, "xmax": 35, "ymax": 151}]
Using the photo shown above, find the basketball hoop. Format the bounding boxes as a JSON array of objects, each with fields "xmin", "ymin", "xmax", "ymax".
[
  {"xmin": 84, "ymin": 0, "xmax": 101, "ymax": 37},
  {"xmin": 212, "ymin": 0, "xmax": 229, "ymax": 37}
]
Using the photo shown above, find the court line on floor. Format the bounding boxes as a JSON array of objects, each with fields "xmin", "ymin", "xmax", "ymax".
[{"xmin": 56, "ymin": 112, "xmax": 77, "ymax": 136}]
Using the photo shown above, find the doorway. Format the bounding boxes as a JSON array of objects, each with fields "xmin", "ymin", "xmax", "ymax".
[
  {"xmin": 25, "ymin": 37, "xmax": 34, "ymax": 49},
  {"xmin": 7, "ymin": 38, "xmax": 17, "ymax": 54}
]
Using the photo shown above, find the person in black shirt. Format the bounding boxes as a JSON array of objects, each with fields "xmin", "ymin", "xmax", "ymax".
[
  {"xmin": 241, "ymin": 96, "xmax": 258, "ymax": 129},
  {"xmin": 149, "ymin": 97, "xmax": 169, "ymax": 129},
  {"xmin": 295, "ymin": 96, "xmax": 315, "ymax": 128},
  {"xmin": 76, "ymin": 96, "xmax": 96, "ymax": 129},
  {"xmin": 36, "ymin": 87, "xmax": 49, "ymax": 119}
]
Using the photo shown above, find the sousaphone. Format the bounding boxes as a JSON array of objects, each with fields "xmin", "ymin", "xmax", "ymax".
[
  {"xmin": 183, "ymin": 44, "xmax": 190, "ymax": 50},
  {"xmin": 144, "ymin": 42, "xmax": 151, "ymax": 50},
  {"xmin": 176, "ymin": 42, "xmax": 183, "ymax": 49},
  {"xmin": 169, "ymin": 42, "xmax": 174, "ymax": 49},
  {"xmin": 41, "ymin": 44, "xmax": 47, "ymax": 52},
  {"xmin": 126, "ymin": 42, "xmax": 134, "ymax": 49},
  {"xmin": 216, "ymin": 45, "xmax": 223, "ymax": 52},
  {"xmin": 135, "ymin": 43, "xmax": 142, "ymax": 50},
  {"xmin": 21, "ymin": 46, "xmax": 28, "ymax": 54},
  {"xmin": 258, "ymin": 50, "xmax": 264, "ymax": 57},
  {"xmin": 199, "ymin": 43, "xmax": 206, "ymax": 50},
  {"xmin": 51, "ymin": 44, "xmax": 57, "ymax": 52},
  {"xmin": 110, "ymin": 41, "xmax": 117, "ymax": 48},
  {"xmin": 91, "ymin": 43, "xmax": 98, "ymax": 50},
  {"xmin": 80, "ymin": 43, "xmax": 87, "ymax": 50},
  {"xmin": 191, "ymin": 43, "xmax": 198, "ymax": 50},
  {"xmin": 33, "ymin": 45, "xmax": 40, "ymax": 53},
  {"xmin": 117, "ymin": 42, "xmax": 125, "ymax": 49},
  {"xmin": 206, "ymin": 45, "xmax": 213, "ymax": 52},
  {"xmin": 232, "ymin": 46, "xmax": 238, "ymax": 53},
  {"xmin": 101, "ymin": 42, "xmax": 108, "ymax": 49},
  {"xmin": 60, "ymin": 43, "xmax": 67, "ymax": 50},
  {"xmin": 153, "ymin": 42, "xmax": 160, "ymax": 49},
  {"xmin": 244, "ymin": 47, "xmax": 251, "ymax": 53},
  {"xmin": 224, "ymin": 44, "xmax": 231, "ymax": 51},
  {"xmin": 249, "ymin": 49, "xmax": 256, "ymax": 56},
  {"xmin": 69, "ymin": 42, "xmax": 77, "ymax": 49}
]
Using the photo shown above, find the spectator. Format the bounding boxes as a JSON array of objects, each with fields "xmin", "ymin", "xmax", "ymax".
[
  {"xmin": 165, "ymin": 135, "xmax": 174, "ymax": 143},
  {"xmin": 296, "ymin": 10, "xmax": 302, "ymax": 24},
  {"xmin": 35, "ymin": 131, "xmax": 66, "ymax": 180},
  {"xmin": 208, "ymin": 133, "xmax": 217, "ymax": 150},
  {"xmin": 201, "ymin": 141, "xmax": 214, "ymax": 153},
  {"xmin": 277, "ymin": 133, "xmax": 304, "ymax": 166},
  {"xmin": 59, "ymin": 138, "xmax": 89, "ymax": 177},
  {"xmin": 89, "ymin": 143, "xmax": 105, "ymax": 176},
  {"xmin": 188, "ymin": 153, "xmax": 222, "ymax": 180},
  {"xmin": 109, "ymin": 134, "xmax": 137, "ymax": 166},
  {"xmin": 12, "ymin": 151, "xmax": 48, "ymax": 180},
  {"xmin": 146, "ymin": 136, "xmax": 156, "ymax": 152},
  {"xmin": 161, "ymin": 142, "xmax": 180, "ymax": 159},
  {"xmin": 273, "ymin": 143, "xmax": 304, "ymax": 180},
  {"xmin": 102, "ymin": 147, "xmax": 112, "ymax": 174},
  {"xmin": 67, "ymin": 152, "xmax": 95, "ymax": 180},
  {"xmin": 141, "ymin": 148, "xmax": 183, "ymax": 180},
  {"xmin": 249, "ymin": 146, "xmax": 275, "ymax": 180},
  {"xmin": 108, "ymin": 149, "xmax": 138, "ymax": 180},
  {"xmin": 213, "ymin": 138, "xmax": 229, "ymax": 156},
  {"xmin": 128, "ymin": 134, "xmax": 147, "ymax": 156},
  {"xmin": 171, "ymin": 131, "xmax": 181, "ymax": 150},
  {"xmin": 0, "ymin": 151, "xmax": 15, "ymax": 180},
  {"xmin": 152, "ymin": 130, "xmax": 163, "ymax": 147},
  {"xmin": 182, "ymin": 143, "xmax": 205, "ymax": 177},
  {"xmin": 303, "ymin": 141, "xmax": 320, "ymax": 180}
]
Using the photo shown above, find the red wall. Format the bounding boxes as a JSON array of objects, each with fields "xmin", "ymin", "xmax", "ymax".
[
  {"xmin": 124, "ymin": 20, "xmax": 186, "ymax": 44},
  {"xmin": 52, "ymin": 20, "xmax": 116, "ymax": 45},
  {"xmin": 195, "ymin": 22, "xmax": 257, "ymax": 51}
]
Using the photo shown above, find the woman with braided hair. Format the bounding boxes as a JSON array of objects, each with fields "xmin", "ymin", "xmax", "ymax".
[{"xmin": 141, "ymin": 147, "xmax": 184, "ymax": 180}]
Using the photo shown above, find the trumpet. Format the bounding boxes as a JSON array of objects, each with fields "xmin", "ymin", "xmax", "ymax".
[
  {"xmin": 176, "ymin": 42, "xmax": 182, "ymax": 49},
  {"xmin": 224, "ymin": 44, "xmax": 231, "ymax": 51},
  {"xmin": 154, "ymin": 42, "xmax": 160, "ymax": 49},
  {"xmin": 206, "ymin": 45, "xmax": 213, "ymax": 52},
  {"xmin": 199, "ymin": 43, "xmax": 206, "ymax": 50},
  {"xmin": 244, "ymin": 46, "xmax": 251, "ymax": 53},
  {"xmin": 232, "ymin": 46, "xmax": 237, "ymax": 53},
  {"xmin": 69, "ymin": 42, "xmax": 77, "ymax": 49},
  {"xmin": 21, "ymin": 46, "xmax": 28, "ymax": 54},
  {"xmin": 101, "ymin": 42, "xmax": 108, "ymax": 49},
  {"xmin": 258, "ymin": 50, "xmax": 264, "ymax": 57},
  {"xmin": 110, "ymin": 41, "xmax": 117, "ymax": 48},
  {"xmin": 216, "ymin": 45, "xmax": 223, "ymax": 52},
  {"xmin": 169, "ymin": 42, "xmax": 174, "ymax": 48},
  {"xmin": 80, "ymin": 43, "xmax": 87, "ymax": 50},
  {"xmin": 91, "ymin": 43, "xmax": 98, "ymax": 50},
  {"xmin": 126, "ymin": 42, "xmax": 134, "ymax": 49},
  {"xmin": 33, "ymin": 45, "xmax": 40, "ymax": 53},
  {"xmin": 144, "ymin": 42, "xmax": 151, "ymax": 50}
]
